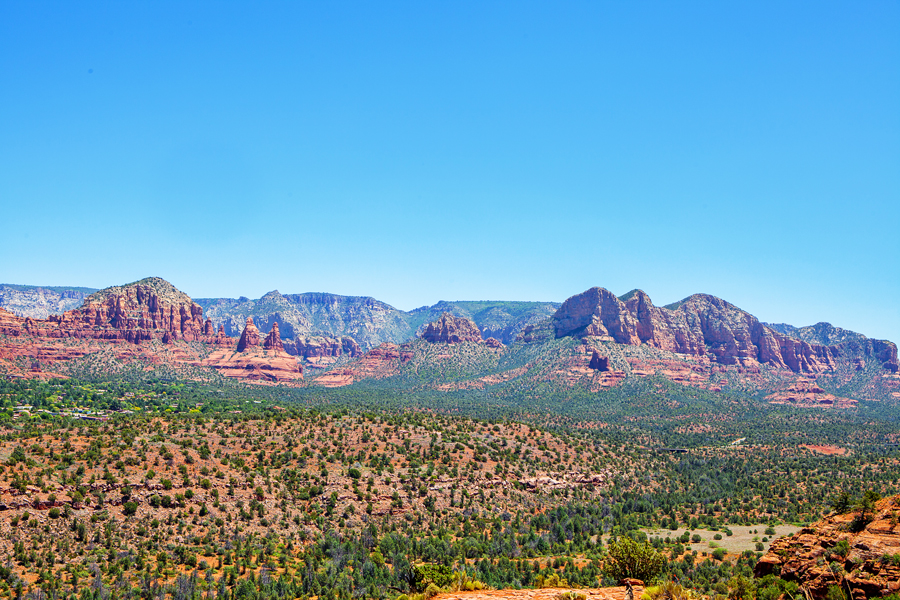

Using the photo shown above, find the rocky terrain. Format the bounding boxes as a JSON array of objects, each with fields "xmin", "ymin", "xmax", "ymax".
[
  {"xmin": 194, "ymin": 290, "xmax": 412, "ymax": 349},
  {"xmin": 422, "ymin": 313, "xmax": 484, "ymax": 344},
  {"xmin": 0, "ymin": 277, "xmax": 229, "ymax": 346},
  {"xmin": 1, "ymin": 278, "xmax": 897, "ymax": 404},
  {"xmin": 0, "ymin": 284, "xmax": 96, "ymax": 319},
  {"xmin": 550, "ymin": 287, "xmax": 898, "ymax": 374},
  {"xmin": 755, "ymin": 494, "xmax": 900, "ymax": 599}
]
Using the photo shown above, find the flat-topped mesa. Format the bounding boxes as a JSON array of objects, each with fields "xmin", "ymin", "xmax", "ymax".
[
  {"xmin": 263, "ymin": 321, "xmax": 285, "ymax": 352},
  {"xmin": 551, "ymin": 286, "xmax": 899, "ymax": 374},
  {"xmin": 421, "ymin": 312, "xmax": 482, "ymax": 344},
  {"xmin": 236, "ymin": 317, "xmax": 261, "ymax": 352}
]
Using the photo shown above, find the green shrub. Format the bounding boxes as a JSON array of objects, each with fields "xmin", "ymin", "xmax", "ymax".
[
  {"xmin": 413, "ymin": 563, "xmax": 454, "ymax": 591},
  {"xmin": 825, "ymin": 585, "xmax": 848, "ymax": 600},
  {"xmin": 603, "ymin": 536, "xmax": 667, "ymax": 583},
  {"xmin": 833, "ymin": 540, "xmax": 850, "ymax": 558}
]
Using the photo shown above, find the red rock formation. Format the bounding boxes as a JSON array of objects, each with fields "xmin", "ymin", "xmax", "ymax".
[
  {"xmin": 552, "ymin": 287, "xmax": 898, "ymax": 375},
  {"xmin": 0, "ymin": 278, "xmax": 221, "ymax": 345},
  {"xmin": 422, "ymin": 313, "xmax": 482, "ymax": 344},
  {"xmin": 765, "ymin": 377, "xmax": 856, "ymax": 408},
  {"xmin": 312, "ymin": 343, "xmax": 406, "ymax": 387},
  {"xmin": 589, "ymin": 350, "xmax": 609, "ymax": 371},
  {"xmin": 263, "ymin": 322, "xmax": 284, "ymax": 352},
  {"xmin": 203, "ymin": 346, "xmax": 304, "ymax": 384},
  {"xmin": 483, "ymin": 337, "xmax": 504, "ymax": 349},
  {"xmin": 236, "ymin": 318, "xmax": 260, "ymax": 352},
  {"xmin": 756, "ymin": 495, "xmax": 900, "ymax": 599}
]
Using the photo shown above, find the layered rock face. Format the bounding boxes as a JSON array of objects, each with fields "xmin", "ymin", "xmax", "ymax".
[
  {"xmin": 236, "ymin": 318, "xmax": 261, "ymax": 352},
  {"xmin": 263, "ymin": 321, "xmax": 285, "ymax": 351},
  {"xmin": 0, "ymin": 278, "xmax": 226, "ymax": 345},
  {"xmin": 421, "ymin": 313, "xmax": 482, "ymax": 344},
  {"xmin": 204, "ymin": 316, "xmax": 303, "ymax": 384},
  {"xmin": 551, "ymin": 287, "xmax": 899, "ymax": 374},
  {"xmin": 756, "ymin": 495, "xmax": 900, "ymax": 599}
]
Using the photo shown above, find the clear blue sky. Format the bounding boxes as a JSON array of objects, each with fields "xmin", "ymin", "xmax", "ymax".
[{"xmin": 2, "ymin": 2, "xmax": 898, "ymax": 343}]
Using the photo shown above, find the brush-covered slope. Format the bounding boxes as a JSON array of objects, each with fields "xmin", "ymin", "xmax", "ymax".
[
  {"xmin": 195, "ymin": 290, "xmax": 410, "ymax": 349},
  {"xmin": 0, "ymin": 284, "xmax": 97, "ymax": 318},
  {"xmin": 195, "ymin": 292, "xmax": 559, "ymax": 349}
]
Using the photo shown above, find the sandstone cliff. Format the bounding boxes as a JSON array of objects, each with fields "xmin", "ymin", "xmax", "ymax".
[
  {"xmin": 551, "ymin": 287, "xmax": 898, "ymax": 374},
  {"xmin": 0, "ymin": 277, "xmax": 227, "ymax": 345},
  {"xmin": 263, "ymin": 321, "xmax": 285, "ymax": 352},
  {"xmin": 421, "ymin": 313, "xmax": 482, "ymax": 344},
  {"xmin": 236, "ymin": 317, "xmax": 261, "ymax": 352}
]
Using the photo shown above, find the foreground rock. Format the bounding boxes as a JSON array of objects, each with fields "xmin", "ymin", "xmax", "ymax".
[{"xmin": 755, "ymin": 495, "xmax": 900, "ymax": 599}]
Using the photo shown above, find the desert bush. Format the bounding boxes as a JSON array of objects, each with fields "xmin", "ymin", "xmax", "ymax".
[{"xmin": 603, "ymin": 536, "xmax": 666, "ymax": 583}]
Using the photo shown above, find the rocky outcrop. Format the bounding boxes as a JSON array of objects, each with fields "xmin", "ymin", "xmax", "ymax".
[
  {"xmin": 755, "ymin": 495, "xmax": 900, "ymax": 599},
  {"xmin": 207, "ymin": 319, "xmax": 304, "ymax": 384},
  {"xmin": 203, "ymin": 346, "xmax": 304, "ymax": 384},
  {"xmin": 483, "ymin": 337, "xmax": 504, "ymax": 349},
  {"xmin": 236, "ymin": 318, "xmax": 260, "ymax": 352},
  {"xmin": 765, "ymin": 377, "xmax": 856, "ymax": 409},
  {"xmin": 0, "ymin": 278, "xmax": 228, "ymax": 346},
  {"xmin": 263, "ymin": 321, "xmax": 284, "ymax": 352},
  {"xmin": 422, "ymin": 313, "xmax": 482, "ymax": 344},
  {"xmin": 551, "ymin": 287, "xmax": 898, "ymax": 374},
  {"xmin": 588, "ymin": 350, "xmax": 609, "ymax": 371}
]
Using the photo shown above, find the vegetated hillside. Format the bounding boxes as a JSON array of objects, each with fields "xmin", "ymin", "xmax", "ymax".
[
  {"xmin": 0, "ymin": 284, "xmax": 97, "ymax": 319},
  {"xmin": 766, "ymin": 321, "xmax": 874, "ymax": 347},
  {"xmin": 1, "ymin": 375, "xmax": 899, "ymax": 600},
  {"xmin": 305, "ymin": 327, "xmax": 900, "ymax": 408}
]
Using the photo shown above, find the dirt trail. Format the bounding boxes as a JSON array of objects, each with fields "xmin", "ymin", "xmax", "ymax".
[{"xmin": 434, "ymin": 586, "xmax": 641, "ymax": 600}]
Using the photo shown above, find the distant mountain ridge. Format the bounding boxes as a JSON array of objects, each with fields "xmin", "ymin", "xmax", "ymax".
[
  {"xmin": 0, "ymin": 284, "xmax": 97, "ymax": 319},
  {"xmin": 194, "ymin": 291, "xmax": 559, "ymax": 349},
  {"xmin": 1, "ymin": 277, "xmax": 897, "ymax": 404},
  {"xmin": 1, "ymin": 280, "xmax": 894, "ymax": 365}
]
